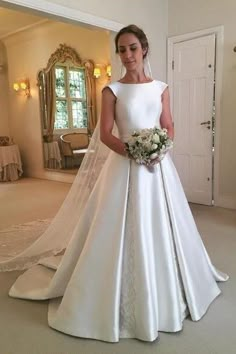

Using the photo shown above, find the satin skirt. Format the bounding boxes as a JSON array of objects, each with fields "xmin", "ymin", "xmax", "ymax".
[{"xmin": 9, "ymin": 153, "xmax": 228, "ymax": 342}]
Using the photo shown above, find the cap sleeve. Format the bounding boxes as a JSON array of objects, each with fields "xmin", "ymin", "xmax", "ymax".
[
  {"xmin": 102, "ymin": 82, "xmax": 120, "ymax": 98},
  {"xmin": 157, "ymin": 80, "xmax": 168, "ymax": 94}
]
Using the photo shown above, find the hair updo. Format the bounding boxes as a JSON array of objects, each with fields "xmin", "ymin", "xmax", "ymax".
[{"xmin": 114, "ymin": 24, "xmax": 149, "ymax": 58}]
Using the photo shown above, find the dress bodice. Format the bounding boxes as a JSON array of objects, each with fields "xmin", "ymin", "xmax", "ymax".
[{"xmin": 108, "ymin": 80, "xmax": 168, "ymax": 141}]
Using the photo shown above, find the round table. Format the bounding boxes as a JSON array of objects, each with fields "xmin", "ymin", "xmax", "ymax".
[
  {"xmin": 43, "ymin": 141, "xmax": 62, "ymax": 169},
  {"xmin": 0, "ymin": 145, "xmax": 23, "ymax": 182}
]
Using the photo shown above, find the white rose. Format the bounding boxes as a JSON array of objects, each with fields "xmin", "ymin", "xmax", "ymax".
[
  {"xmin": 152, "ymin": 134, "xmax": 160, "ymax": 143},
  {"xmin": 150, "ymin": 152, "xmax": 158, "ymax": 160},
  {"xmin": 151, "ymin": 143, "xmax": 158, "ymax": 150}
]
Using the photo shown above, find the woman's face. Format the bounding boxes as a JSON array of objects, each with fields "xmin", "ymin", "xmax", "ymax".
[{"xmin": 117, "ymin": 33, "xmax": 145, "ymax": 71}]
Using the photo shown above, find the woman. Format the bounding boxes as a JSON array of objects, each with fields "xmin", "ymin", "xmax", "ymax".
[{"xmin": 3, "ymin": 24, "xmax": 228, "ymax": 342}]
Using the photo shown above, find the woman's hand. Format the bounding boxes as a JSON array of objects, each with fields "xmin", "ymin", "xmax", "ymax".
[
  {"xmin": 149, "ymin": 156, "xmax": 161, "ymax": 166},
  {"xmin": 146, "ymin": 153, "xmax": 166, "ymax": 171}
]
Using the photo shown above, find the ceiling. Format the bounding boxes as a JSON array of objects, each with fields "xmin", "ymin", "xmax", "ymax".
[
  {"xmin": 0, "ymin": 5, "xmax": 108, "ymax": 41},
  {"xmin": 0, "ymin": 6, "xmax": 45, "ymax": 39}
]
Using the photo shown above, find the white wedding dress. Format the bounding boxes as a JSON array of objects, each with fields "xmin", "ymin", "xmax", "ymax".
[{"xmin": 8, "ymin": 80, "xmax": 228, "ymax": 342}]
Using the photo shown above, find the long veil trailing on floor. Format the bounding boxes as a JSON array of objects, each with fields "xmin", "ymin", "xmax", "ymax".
[
  {"xmin": 0, "ymin": 58, "xmax": 152, "ymax": 272},
  {"xmin": 0, "ymin": 122, "xmax": 113, "ymax": 271}
]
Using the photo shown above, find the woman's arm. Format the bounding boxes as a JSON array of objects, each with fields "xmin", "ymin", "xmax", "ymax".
[
  {"xmin": 160, "ymin": 88, "xmax": 174, "ymax": 140},
  {"xmin": 100, "ymin": 87, "xmax": 127, "ymax": 156}
]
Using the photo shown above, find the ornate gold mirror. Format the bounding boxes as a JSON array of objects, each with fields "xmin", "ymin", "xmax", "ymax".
[{"xmin": 38, "ymin": 43, "xmax": 97, "ymax": 171}]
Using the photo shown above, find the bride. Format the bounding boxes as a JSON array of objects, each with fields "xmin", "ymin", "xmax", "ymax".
[{"xmin": 0, "ymin": 24, "xmax": 228, "ymax": 342}]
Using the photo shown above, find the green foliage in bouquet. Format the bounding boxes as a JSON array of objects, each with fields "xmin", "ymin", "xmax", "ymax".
[{"xmin": 125, "ymin": 127, "xmax": 173, "ymax": 165}]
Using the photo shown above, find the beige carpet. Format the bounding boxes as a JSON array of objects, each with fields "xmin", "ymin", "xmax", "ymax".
[
  {"xmin": 0, "ymin": 177, "xmax": 235, "ymax": 354},
  {"xmin": 0, "ymin": 177, "xmax": 71, "ymax": 229}
]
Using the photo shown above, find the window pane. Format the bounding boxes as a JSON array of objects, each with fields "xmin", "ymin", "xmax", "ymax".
[
  {"xmin": 54, "ymin": 100, "xmax": 69, "ymax": 129},
  {"xmin": 72, "ymin": 101, "xmax": 87, "ymax": 128},
  {"xmin": 69, "ymin": 69, "xmax": 86, "ymax": 98},
  {"xmin": 55, "ymin": 67, "xmax": 66, "ymax": 97}
]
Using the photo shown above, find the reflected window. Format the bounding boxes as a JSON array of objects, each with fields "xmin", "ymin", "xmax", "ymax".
[{"xmin": 54, "ymin": 64, "xmax": 88, "ymax": 130}]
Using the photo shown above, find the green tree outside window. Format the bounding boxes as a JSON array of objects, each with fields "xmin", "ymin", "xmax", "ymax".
[{"xmin": 54, "ymin": 64, "xmax": 88, "ymax": 130}]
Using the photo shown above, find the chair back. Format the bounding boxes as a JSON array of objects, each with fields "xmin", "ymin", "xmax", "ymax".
[{"xmin": 61, "ymin": 133, "xmax": 89, "ymax": 150}]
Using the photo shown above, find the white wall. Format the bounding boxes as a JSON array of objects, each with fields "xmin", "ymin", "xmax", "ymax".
[
  {"xmin": 3, "ymin": 21, "xmax": 110, "ymax": 180},
  {"xmin": 168, "ymin": 0, "xmax": 236, "ymax": 208},
  {"xmin": 0, "ymin": 41, "xmax": 10, "ymax": 135}
]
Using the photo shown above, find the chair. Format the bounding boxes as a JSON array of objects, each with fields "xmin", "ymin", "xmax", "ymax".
[{"xmin": 60, "ymin": 132, "xmax": 89, "ymax": 168}]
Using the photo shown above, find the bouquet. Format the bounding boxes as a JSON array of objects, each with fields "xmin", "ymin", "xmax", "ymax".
[{"xmin": 125, "ymin": 127, "xmax": 173, "ymax": 166}]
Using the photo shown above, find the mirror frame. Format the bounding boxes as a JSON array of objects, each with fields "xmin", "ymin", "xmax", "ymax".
[{"xmin": 37, "ymin": 43, "xmax": 96, "ymax": 171}]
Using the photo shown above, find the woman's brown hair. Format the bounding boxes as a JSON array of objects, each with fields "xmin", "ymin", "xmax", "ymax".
[{"xmin": 115, "ymin": 24, "xmax": 149, "ymax": 58}]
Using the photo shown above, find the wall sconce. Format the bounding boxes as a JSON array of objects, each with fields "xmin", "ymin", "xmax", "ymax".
[
  {"xmin": 13, "ymin": 79, "xmax": 30, "ymax": 97},
  {"xmin": 93, "ymin": 67, "xmax": 101, "ymax": 79},
  {"xmin": 93, "ymin": 64, "xmax": 111, "ymax": 80},
  {"xmin": 106, "ymin": 64, "xmax": 111, "ymax": 77}
]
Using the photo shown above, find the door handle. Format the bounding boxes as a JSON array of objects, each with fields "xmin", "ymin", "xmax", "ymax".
[{"xmin": 200, "ymin": 120, "xmax": 211, "ymax": 125}]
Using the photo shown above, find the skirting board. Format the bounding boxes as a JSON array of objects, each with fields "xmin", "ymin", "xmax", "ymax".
[
  {"xmin": 28, "ymin": 170, "xmax": 75, "ymax": 184},
  {"xmin": 215, "ymin": 195, "xmax": 236, "ymax": 210}
]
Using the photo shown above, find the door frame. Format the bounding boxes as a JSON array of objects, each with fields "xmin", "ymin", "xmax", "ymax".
[
  {"xmin": 167, "ymin": 26, "xmax": 224, "ymax": 206},
  {"xmin": 0, "ymin": 0, "xmax": 124, "ymax": 84},
  {"xmin": 0, "ymin": 0, "xmax": 123, "ymax": 32},
  {"xmin": 0, "ymin": 0, "xmax": 124, "ymax": 183}
]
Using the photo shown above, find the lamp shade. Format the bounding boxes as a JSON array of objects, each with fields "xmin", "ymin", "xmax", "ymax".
[
  {"xmin": 13, "ymin": 79, "xmax": 30, "ymax": 97},
  {"xmin": 106, "ymin": 65, "xmax": 111, "ymax": 77},
  {"xmin": 13, "ymin": 82, "xmax": 20, "ymax": 91},
  {"xmin": 20, "ymin": 81, "xmax": 27, "ymax": 90},
  {"xmin": 93, "ymin": 67, "xmax": 101, "ymax": 78}
]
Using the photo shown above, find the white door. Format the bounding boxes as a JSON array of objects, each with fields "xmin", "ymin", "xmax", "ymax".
[{"xmin": 171, "ymin": 34, "xmax": 215, "ymax": 205}]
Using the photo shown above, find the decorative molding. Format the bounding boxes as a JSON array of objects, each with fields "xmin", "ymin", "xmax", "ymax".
[
  {"xmin": 29, "ymin": 169, "xmax": 75, "ymax": 183},
  {"xmin": 0, "ymin": 19, "xmax": 49, "ymax": 40},
  {"xmin": 167, "ymin": 25, "xmax": 224, "ymax": 43},
  {"xmin": 38, "ymin": 43, "xmax": 95, "ymax": 76},
  {"xmin": 46, "ymin": 43, "xmax": 82, "ymax": 71},
  {"xmin": 0, "ymin": 0, "xmax": 124, "ymax": 32}
]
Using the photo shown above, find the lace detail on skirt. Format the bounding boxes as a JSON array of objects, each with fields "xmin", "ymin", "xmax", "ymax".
[{"xmin": 119, "ymin": 163, "xmax": 136, "ymax": 337}]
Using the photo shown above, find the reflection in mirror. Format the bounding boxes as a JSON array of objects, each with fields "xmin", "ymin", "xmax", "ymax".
[{"xmin": 38, "ymin": 43, "xmax": 97, "ymax": 172}]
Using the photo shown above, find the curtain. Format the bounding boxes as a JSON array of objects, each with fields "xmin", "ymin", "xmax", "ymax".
[
  {"xmin": 84, "ymin": 62, "xmax": 97, "ymax": 134},
  {"xmin": 45, "ymin": 69, "xmax": 56, "ymax": 142}
]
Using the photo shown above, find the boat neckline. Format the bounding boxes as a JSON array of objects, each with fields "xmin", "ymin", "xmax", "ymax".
[{"xmin": 117, "ymin": 80, "xmax": 155, "ymax": 85}]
